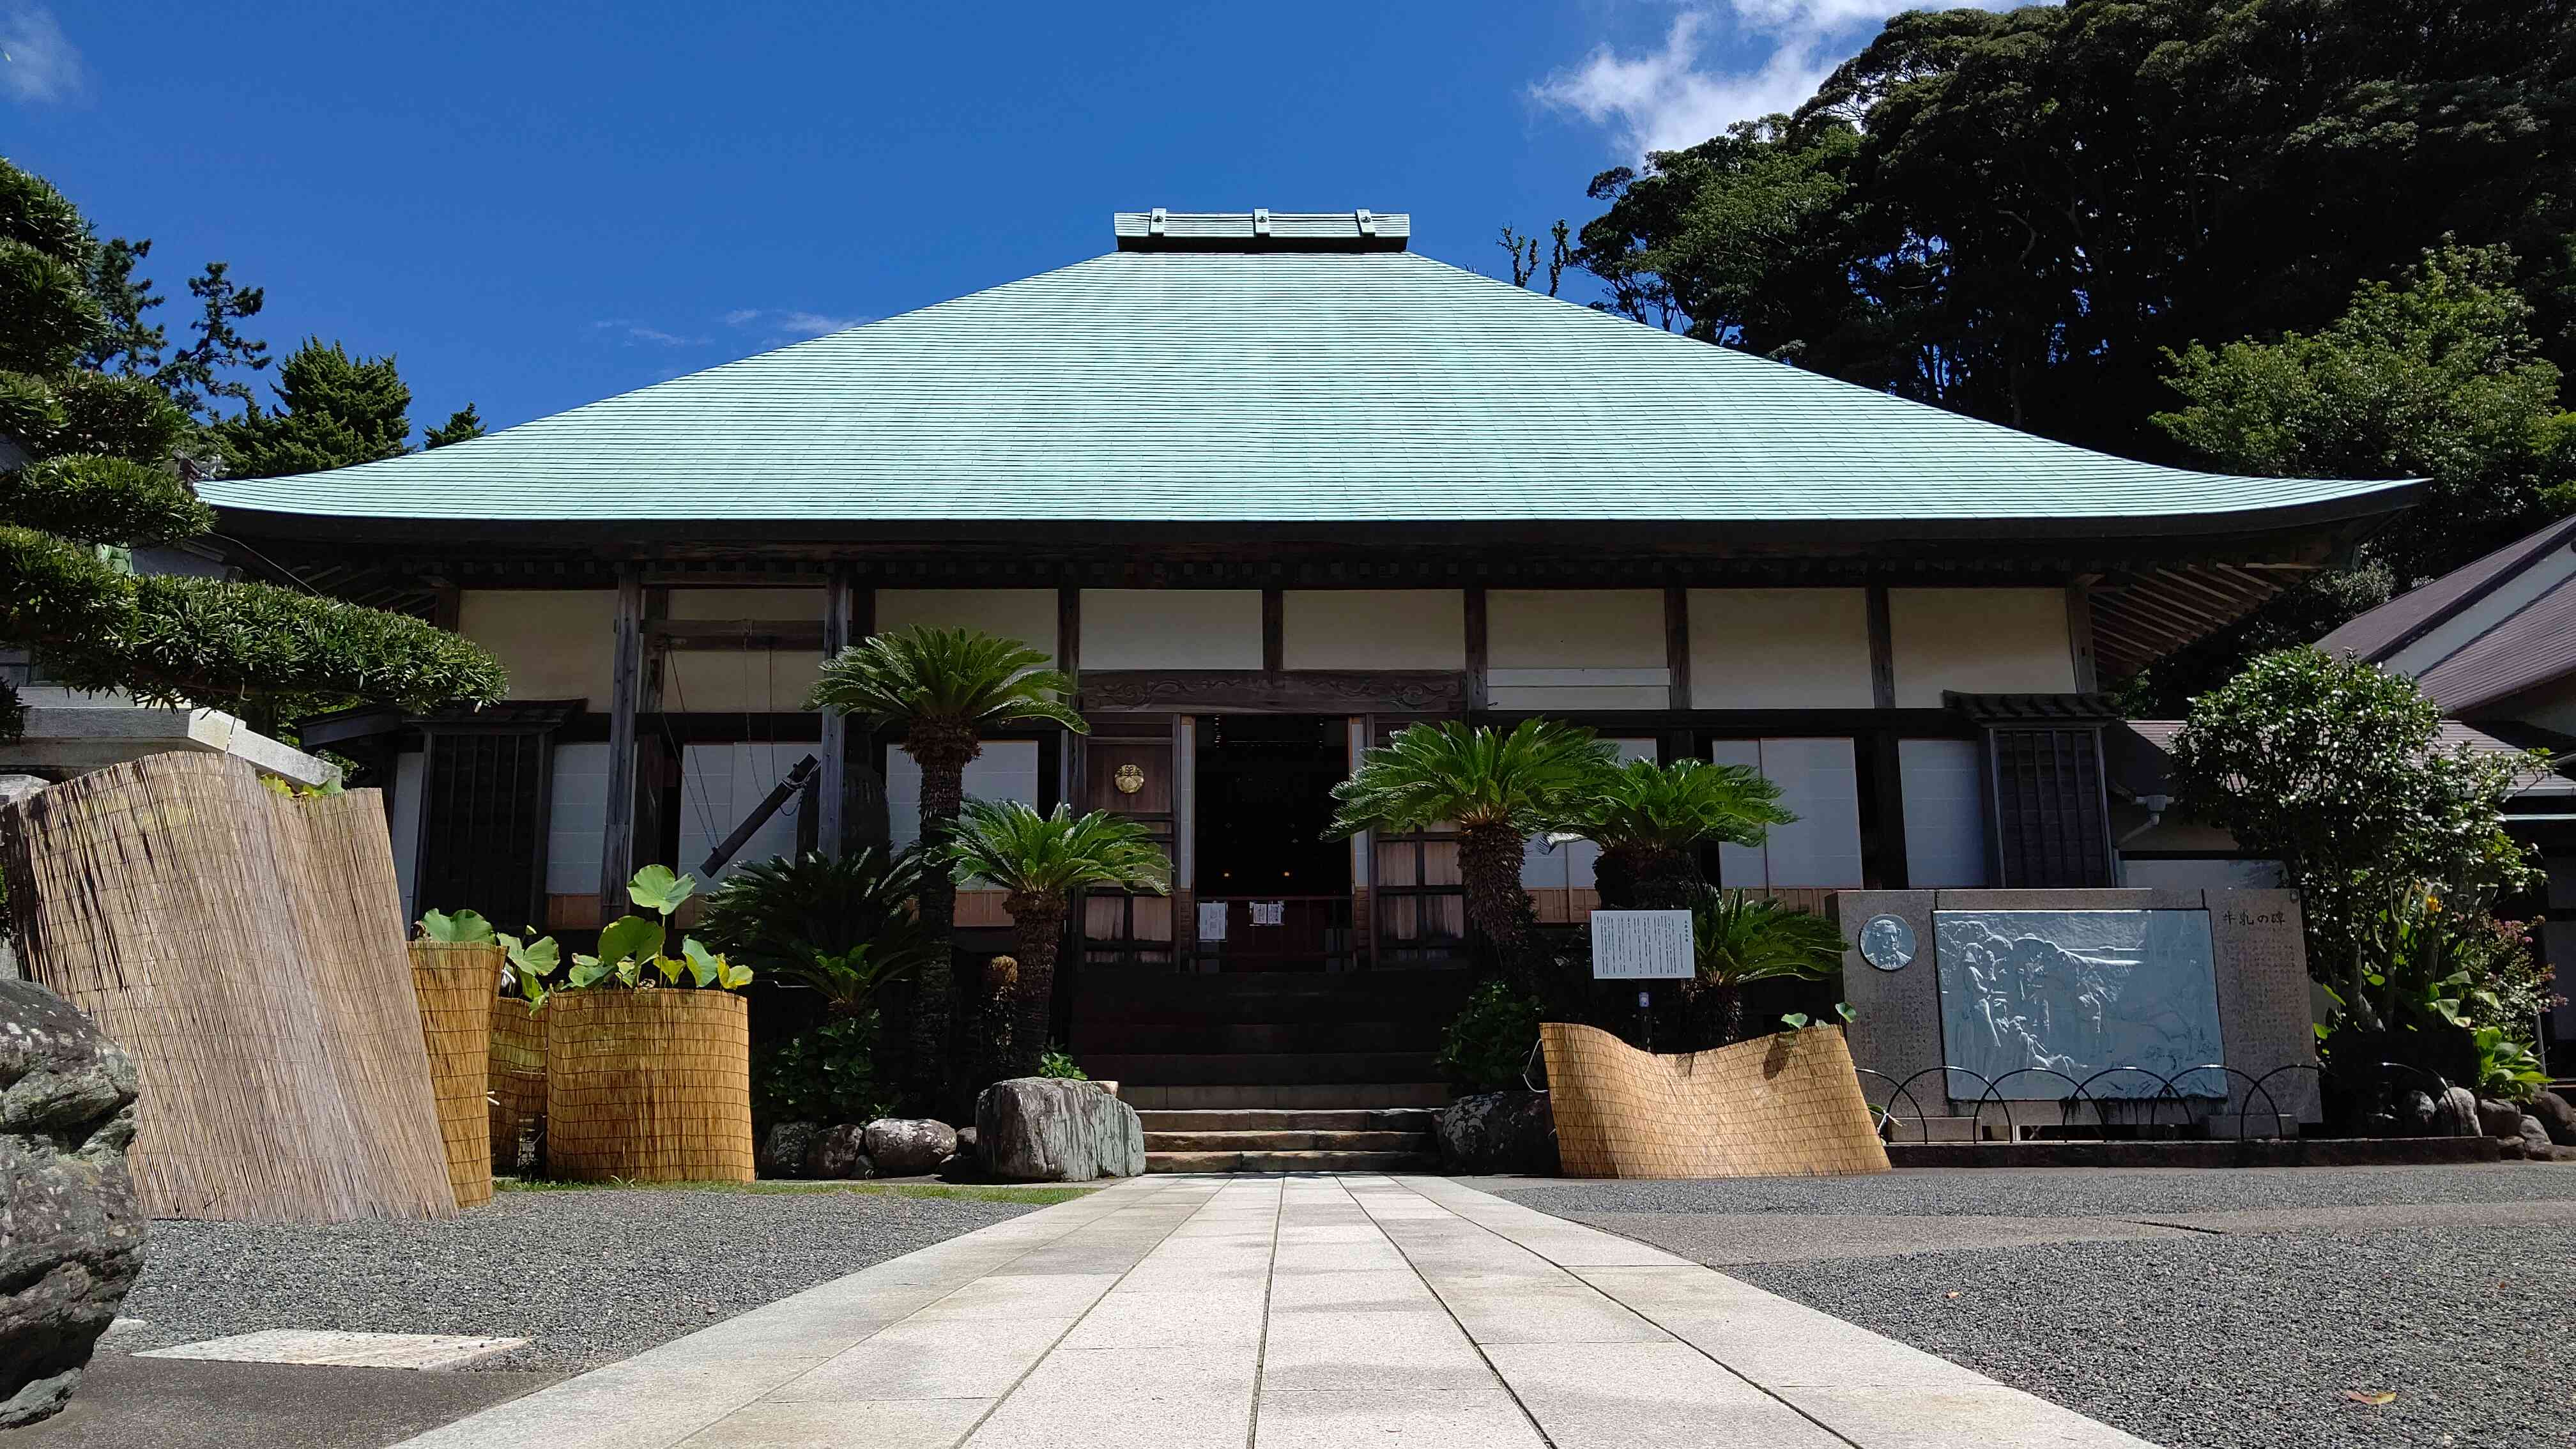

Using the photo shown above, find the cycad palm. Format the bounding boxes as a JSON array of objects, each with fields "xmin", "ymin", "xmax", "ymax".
[
  {"xmin": 1325, "ymin": 719, "xmax": 1611, "ymax": 983},
  {"xmin": 808, "ymin": 627, "xmax": 1086, "ymax": 1108},
  {"xmin": 1687, "ymin": 888, "xmax": 1848, "ymax": 1045},
  {"xmin": 941, "ymin": 800, "xmax": 1170, "ymax": 1077},
  {"xmin": 696, "ymin": 847, "xmax": 942, "ymax": 1016},
  {"xmin": 1563, "ymin": 758, "xmax": 1793, "ymax": 909}
]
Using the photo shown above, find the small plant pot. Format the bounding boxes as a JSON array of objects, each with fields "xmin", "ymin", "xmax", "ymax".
[
  {"xmin": 544, "ymin": 990, "xmax": 753, "ymax": 1183},
  {"xmin": 407, "ymin": 941, "xmax": 507, "ymax": 1208}
]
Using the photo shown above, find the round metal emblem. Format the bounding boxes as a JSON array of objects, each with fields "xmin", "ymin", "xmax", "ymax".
[
  {"xmin": 1112, "ymin": 763, "xmax": 1146, "ymax": 795},
  {"xmin": 1858, "ymin": 914, "xmax": 1916, "ymax": 972}
]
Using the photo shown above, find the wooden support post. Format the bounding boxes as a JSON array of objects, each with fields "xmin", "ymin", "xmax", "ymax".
[
  {"xmin": 1261, "ymin": 588, "xmax": 1285, "ymax": 673},
  {"xmin": 2066, "ymin": 577, "xmax": 2101, "ymax": 693},
  {"xmin": 1464, "ymin": 586, "xmax": 1489, "ymax": 714},
  {"xmin": 1865, "ymin": 583, "xmax": 1896, "ymax": 711},
  {"xmin": 601, "ymin": 569, "xmax": 645, "ymax": 901},
  {"xmin": 1664, "ymin": 584, "xmax": 1690, "ymax": 713},
  {"xmin": 817, "ymin": 570, "xmax": 857, "ymax": 857}
]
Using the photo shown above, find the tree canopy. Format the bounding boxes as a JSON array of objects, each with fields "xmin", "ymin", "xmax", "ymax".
[{"xmin": 0, "ymin": 155, "xmax": 503, "ymax": 739}]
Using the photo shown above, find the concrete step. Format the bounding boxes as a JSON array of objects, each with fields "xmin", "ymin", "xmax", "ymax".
[
  {"xmin": 1143, "ymin": 1129, "xmax": 1428, "ymax": 1152},
  {"xmin": 1123, "ymin": 1082, "xmax": 1453, "ymax": 1110},
  {"xmin": 1136, "ymin": 1107, "xmax": 1441, "ymax": 1133},
  {"xmin": 1147, "ymin": 1149, "xmax": 1436, "ymax": 1174}
]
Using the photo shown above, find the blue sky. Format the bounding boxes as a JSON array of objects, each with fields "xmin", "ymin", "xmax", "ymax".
[{"xmin": 4, "ymin": 1, "xmax": 2020, "ymax": 439}]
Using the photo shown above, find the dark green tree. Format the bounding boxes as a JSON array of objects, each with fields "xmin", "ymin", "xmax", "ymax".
[
  {"xmin": 423, "ymin": 402, "xmax": 485, "ymax": 448},
  {"xmin": 0, "ymin": 156, "xmax": 504, "ymax": 740},
  {"xmin": 217, "ymin": 339, "xmax": 413, "ymax": 477}
]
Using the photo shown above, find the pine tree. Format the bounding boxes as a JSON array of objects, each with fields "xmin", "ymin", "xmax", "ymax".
[
  {"xmin": 0, "ymin": 156, "xmax": 504, "ymax": 740},
  {"xmin": 217, "ymin": 339, "xmax": 413, "ymax": 477},
  {"xmin": 422, "ymin": 402, "xmax": 484, "ymax": 448}
]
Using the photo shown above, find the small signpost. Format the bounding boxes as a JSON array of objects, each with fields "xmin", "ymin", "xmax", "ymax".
[{"xmin": 1591, "ymin": 908, "xmax": 1695, "ymax": 1054}]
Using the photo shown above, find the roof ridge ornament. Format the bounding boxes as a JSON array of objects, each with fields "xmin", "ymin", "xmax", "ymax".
[
  {"xmin": 1356, "ymin": 208, "xmax": 1375, "ymax": 237},
  {"xmin": 1149, "ymin": 207, "xmax": 1168, "ymax": 238},
  {"xmin": 1253, "ymin": 207, "xmax": 1271, "ymax": 238},
  {"xmin": 1112, "ymin": 210, "xmax": 1410, "ymax": 252}
]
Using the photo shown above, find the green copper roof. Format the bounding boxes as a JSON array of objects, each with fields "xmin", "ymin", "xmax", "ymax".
[{"xmin": 200, "ymin": 239, "xmax": 2415, "ymax": 527}]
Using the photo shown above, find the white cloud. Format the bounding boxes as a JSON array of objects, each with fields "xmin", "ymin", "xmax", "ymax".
[
  {"xmin": 1533, "ymin": 1, "xmax": 2030, "ymax": 157},
  {"xmin": 593, "ymin": 319, "xmax": 708, "ymax": 347},
  {"xmin": 725, "ymin": 308, "xmax": 868, "ymax": 339},
  {"xmin": 1, "ymin": 4, "xmax": 84, "ymax": 104}
]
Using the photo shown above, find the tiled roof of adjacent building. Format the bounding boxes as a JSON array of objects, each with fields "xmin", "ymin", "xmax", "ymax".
[{"xmin": 197, "ymin": 213, "xmax": 2420, "ymax": 527}]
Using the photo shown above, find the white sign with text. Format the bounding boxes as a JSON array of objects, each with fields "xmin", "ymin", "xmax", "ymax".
[{"xmin": 1590, "ymin": 909, "xmax": 1695, "ymax": 979}]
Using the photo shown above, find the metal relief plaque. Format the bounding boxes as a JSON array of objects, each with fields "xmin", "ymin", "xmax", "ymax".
[
  {"xmin": 1859, "ymin": 915, "xmax": 1916, "ymax": 971},
  {"xmin": 1933, "ymin": 910, "xmax": 2225, "ymax": 1098}
]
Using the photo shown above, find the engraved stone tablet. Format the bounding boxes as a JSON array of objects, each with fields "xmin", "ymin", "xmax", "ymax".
[
  {"xmin": 1933, "ymin": 909, "xmax": 2225, "ymax": 1098},
  {"xmin": 1859, "ymin": 915, "xmax": 1916, "ymax": 972}
]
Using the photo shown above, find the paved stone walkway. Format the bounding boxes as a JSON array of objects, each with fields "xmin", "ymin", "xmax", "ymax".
[{"xmin": 395, "ymin": 1175, "xmax": 2159, "ymax": 1448}]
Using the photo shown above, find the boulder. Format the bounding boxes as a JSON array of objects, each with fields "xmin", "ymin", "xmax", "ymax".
[
  {"xmin": 804, "ymin": 1124, "xmax": 875, "ymax": 1180},
  {"xmin": 0, "ymin": 980, "xmax": 146, "ymax": 1429},
  {"xmin": 2394, "ymin": 1089, "xmax": 2437, "ymax": 1135},
  {"xmin": 2519, "ymin": 1115, "xmax": 2554, "ymax": 1160},
  {"xmin": 2475, "ymin": 1097, "xmax": 2525, "ymax": 1139},
  {"xmin": 862, "ymin": 1119, "xmax": 958, "ymax": 1176},
  {"xmin": 975, "ymin": 1079, "xmax": 1144, "ymax": 1181},
  {"xmin": 1434, "ymin": 1092, "xmax": 1559, "ymax": 1176},
  {"xmin": 2433, "ymin": 1086, "xmax": 2480, "ymax": 1138},
  {"xmin": 758, "ymin": 1121, "xmax": 825, "ymax": 1179},
  {"xmin": 2532, "ymin": 1090, "xmax": 2576, "ymax": 1147}
]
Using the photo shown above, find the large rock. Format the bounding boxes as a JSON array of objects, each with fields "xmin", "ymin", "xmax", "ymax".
[
  {"xmin": 2519, "ymin": 1116, "xmax": 2556, "ymax": 1160},
  {"xmin": 2475, "ymin": 1097, "xmax": 2526, "ymax": 1139},
  {"xmin": 1434, "ymin": 1092, "xmax": 1559, "ymax": 1176},
  {"xmin": 2393, "ymin": 1089, "xmax": 2437, "ymax": 1135},
  {"xmin": 804, "ymin": 1124, "xmax": 875, "ymax": 1180},
  {"xmin": 2532, "ymin": 1090, "xmax": 2576, "ymax": 1147},
  {"xmin": 758, "ymin": 1121, "xmax": 824, "ymax": 1179},
  {"xmin": 863, "ymin": 1118, "xmax": 958, "ymax": 1176},
  {"xmin": 2433, "ymin": 1086, "xmax": 2480, "ymax": 1138},
  {"xmin": 975, "ymin": 1079, "xmax": 1144, "ymax": 1181},
  {"xmin": 1, "ymin": 980, "xmax": 146, "ymax": 1428}
]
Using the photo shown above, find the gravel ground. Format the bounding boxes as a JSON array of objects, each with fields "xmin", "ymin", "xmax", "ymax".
[
  {"xmin": 1503, "ymin": 1165, "xmax": 2576, "ymax": 1449},
  {"xmin": 114, "ymin": 1184, "xmax": 1059, "ymax": 1372}
]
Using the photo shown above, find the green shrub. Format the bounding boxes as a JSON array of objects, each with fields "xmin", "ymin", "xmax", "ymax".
[
  {"xmin": 1438, "ymin": 981, "xmax": 1542, "ymax": 1092},
  {"xmin": 753, "ymin": 1013, "xmax": 891, "ymax": 1126},
  {"xmin": 1037, "ymin": 1045, "xmax": 1087, "ymax": 1080}
]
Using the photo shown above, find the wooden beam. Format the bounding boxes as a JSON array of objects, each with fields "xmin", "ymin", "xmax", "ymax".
[
  {"xmin": 1261, "ymin": 588, "xmax": 1285, "ymax": 673},
  {"xmin": 1464, "ymin": 586, "xmax": 1489, "ymax": 714},
  {"xmin": 2065, "ymin": 578, "xmax": 2100, "ymax": 693},
  {"xmin": 1664, "ymin": 585, "xmax": 1691, "ymax": 712},
  {"xmin": 1866, "ymin": 583, "xmax": 1896, "ymax": 710},
  {"xmin": 647, "ymin": 619, "xmax": 827, "ymax": 650},
  {"xmin": 601, "ymin": 569, "xmax": 645, "ymax": 900},
  {"xmin": 817, "ymin": 570, "xmax": 857, "ymax": 857}
]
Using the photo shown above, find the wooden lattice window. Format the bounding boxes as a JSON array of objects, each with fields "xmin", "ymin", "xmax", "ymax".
[
  {"xmin": 413, "ymin": 711, "xmax": 566, "ymax": 930},
  {"xmin": 1988, "ymin": 726, "xmax": 2112, "ymax": 887}
]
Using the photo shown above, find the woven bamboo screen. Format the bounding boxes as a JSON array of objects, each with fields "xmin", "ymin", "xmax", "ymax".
[
  {"xmin": 545, "ymin": 989, "xmax": 752, "ymax": 1183},
  {"xmin": 488, "ymin": 998, "xmax": 546, "ymax": 1173},
  {"xmin": 407, "ymin": 941, "xmax": 502, "ymax": 1208},
  {"xmin": 1542, "ymin": 1020, "xmax": 1892, "ymax": 1179},
  {"xmin": 0, "ymin": 752, "xmax": 456, "ymax": 1222}
]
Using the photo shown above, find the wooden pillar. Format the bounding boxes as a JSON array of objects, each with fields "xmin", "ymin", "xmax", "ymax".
[
  {"xmin": 1663, "ymin": 585, "xmax": 1690, "ymax": 713},
  {"xmin": 600, "ymin": 568, "xmax": 645, "ymax": 900},
  {"xmin": 1865, "ymin": 582, "xmax": 1896, "ymax": 711},
  {"xmin": 817, "ymin": 570, "xmax": 857, "ymax": 857},
  {"xmin": 1464, "ymin": 586, "xmax": 1489, "ymax": 714},
  {"xmin": 2066, "ymin": 577, "xmax": 2101, "ymax": 693}
]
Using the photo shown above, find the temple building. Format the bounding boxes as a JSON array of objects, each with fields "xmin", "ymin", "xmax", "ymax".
[{"xmin": 201, "ymin": 210, "xmax": 2417, "ymax": 1105}]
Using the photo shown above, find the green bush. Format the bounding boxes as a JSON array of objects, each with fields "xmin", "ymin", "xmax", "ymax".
[
  {"xmin": 1438, "ymin": 981, "xmax": 1542, "ymax": 1092},
  {"xmin": 753, "ymin": 1013, "xmax": 891, "ymax": 1126},
  {"xmin": 1037, "ymin": 1045, "xmax": 1087, "ymax": 1080}
]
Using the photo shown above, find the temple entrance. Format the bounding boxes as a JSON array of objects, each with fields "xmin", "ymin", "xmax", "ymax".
[{"xmin": 1192, "ymin": 714, "xmax": 1353, "ymax": 970}]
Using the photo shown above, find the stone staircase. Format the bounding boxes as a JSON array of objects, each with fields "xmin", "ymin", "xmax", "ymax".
[{"xmin": 1140, "ymin": 1107, "xmax": 1441, "ymax": 1173}]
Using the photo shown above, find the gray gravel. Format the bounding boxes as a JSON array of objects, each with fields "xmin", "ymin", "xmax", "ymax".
[
  {"xmin": 116, "ymin": 1185, "xmax": 1052, "ymax": 1371},
  {"xmin": 1502, "ymin": 1165, "xmax": 2576, "ymax": 1449}
]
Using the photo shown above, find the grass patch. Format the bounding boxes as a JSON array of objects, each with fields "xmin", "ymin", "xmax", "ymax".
[{"xmin": 494, "ymin": 1176, "xmax": 1096, "ymax": 1206}]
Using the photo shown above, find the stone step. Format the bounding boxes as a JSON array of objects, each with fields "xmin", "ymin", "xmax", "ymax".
[
  {"xmin": 1080, "ymin": 1051, "xmax": 1439, "ymax": 1086},
  {"xmin": 1146, "ymin": 1149, "xmax": 1436, "ymax": 1174},
  {"xmin": 1123, "ymin": 1082, "xmax": 1453, "ymax": 1111},
  {"xmin": 1136, "ymin": 1107, "xmax": 1441, "ymax": 1133},
  {"xmin": 1076, "ymin": 1020, "xmax": 1433, "ymax": 1054},
  {"xmin": 1142, "ymin": 1129, "xmax": 1427, "ymax": 1153}
]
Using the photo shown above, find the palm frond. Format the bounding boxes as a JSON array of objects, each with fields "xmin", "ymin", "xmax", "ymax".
[
  {"xmin": 1324, "ymin": 719, "xmax": 1612, "ymax": 839},
  {"xmin": 1690, "ymin": 887, "xmax": 1848, "ymax": 988},
  {"xmin": 808, "ymin": 625, "xmax": 1087, "ymax": 735},
  {"xmin": 940, "ymin": 799, "xmax": 1172, "ymax": 898},
  {"xmin": 694, "ymin": 846, "xmax": 926, "ymax": 975},
  {"xmin": 1563, "ymin": 757, "xmax": 1794, "ymax": 852}
]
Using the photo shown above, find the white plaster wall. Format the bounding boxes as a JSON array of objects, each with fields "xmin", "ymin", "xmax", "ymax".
[
  {"xmin": 1522, "ymin": 737, "xmax": 1657, "ymax": 889},
  {"xmin": 660, "ymin": 647, "xmax": 824, "ymax": 714},
  {"xmin": 1888, "ymin": 588, "xmax": 2078, "ymax": 706},
  {"xmin": 1082, "ymin": 590, "xmax": 1262, "ymax": 670},
  {"xmin": 678, "ymin": 742, "xmax": 809, "ymax": 882},
  {"xmin": 546, "ymin": 740, "xmax": 610, "ymax": 896},
  {"xmin": 874, "ymin": 589, "xmax": 1059, "ymax": 663},
  {"xmin": 1689, "ymin": 588, "xmax": 1873, "ymax": 709},
  {"xmin": 1283, "ymin": 590, "xmax": 1464, "ymax": 670},
  {"xmin": 884, "ymin": 740, "xmax": 1042, "ymax": 854},
  {"xmin": 458, "ymin": 589, "xmax": 616, "ymax": 704},
  {"xmin": 388, "ymin": 749, "xmax": 425, "ymax": 924},
  {"xmin": 1488, "ymin": 590, "xmax": 1667, "ymax": 710},
  {"xmin": 1897, "ymin": 737, "xmax": 1988, "ymax": 887},
  {"xmin": 1708, "ymin": 738, "xmax": 1865, "ymax": 889},
  {"xmin": 667, "ymin": 588, "xmax": 824, "ymax": 621}
]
